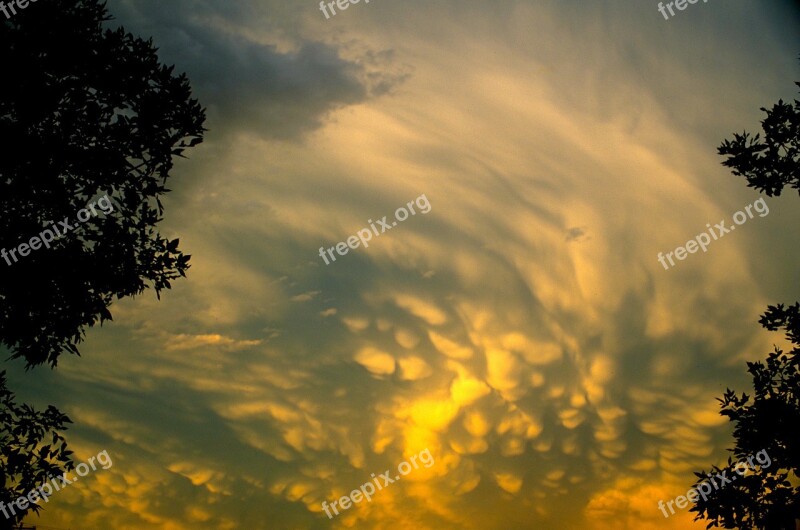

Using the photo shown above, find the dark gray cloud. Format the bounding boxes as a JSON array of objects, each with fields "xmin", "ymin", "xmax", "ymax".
[
  {"xmin": 105, "ymin": 0, "xmax": 405, "ymax": 140},
  {"xmin": 565, "ymin": 226, "xmax": 588, "ymax": 242}
]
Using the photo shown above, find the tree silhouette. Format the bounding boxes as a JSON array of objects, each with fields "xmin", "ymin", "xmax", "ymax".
[
  {"xmin": 0, "ymin": 0, "xmax": 206, "ymax": 368},
  {"xmin": 690, "ymin": 304, "xmax": 800, "ymax": 529},
  {"xmin": 0, "ymin": 371, "xmax": 73, "ymax": 530},
  {"xmin": 718, "ymin": 80, "xmax": 800, "ymax": 197},
  {"xmin": 0, "ymin": 0, "xmax": 205, "ymax": 524},
  {"xmin": 690, "ymin": 74, "xmax": 800, "ymax": 529}
]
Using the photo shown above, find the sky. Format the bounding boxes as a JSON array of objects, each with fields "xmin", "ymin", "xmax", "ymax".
[{"xmin": 5, "ymin": 0, "xmax": 800, "ymax": 529}]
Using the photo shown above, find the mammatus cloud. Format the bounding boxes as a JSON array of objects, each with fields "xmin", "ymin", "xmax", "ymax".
[{"xmin": 4, "ymin": 0, "xmax": 799, "ymax": 529}]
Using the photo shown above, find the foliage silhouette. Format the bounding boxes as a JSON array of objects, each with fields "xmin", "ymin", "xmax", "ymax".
[
  {"xmin": 718, "ymin": 80, "xmax": 800, "ymax": 197},
  {"xmin": 0, "ymin": 0, "xmax": 206, "ymax": 368},
  {"xmin": 0, "ymin": 371, "xmax": 73, "ymax": 530},
  {"xmin": 690, "ymin": 304, "xmax": 800, "ymax": 529},
  {"xmin": 691, "ymin": 72, "xmax": 800, "ymax": 530}
]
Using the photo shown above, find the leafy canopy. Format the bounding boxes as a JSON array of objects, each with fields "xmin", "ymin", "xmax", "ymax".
[
  {"xmin": 718, "ymin": 81, "xmax": 800, "ymax": 197},
  {"xmin": 0, "ymin": 371, "xmax": 74, "ymax": 529},
  {"xmin": 690, "ymin": 304, "xmax": 800, "ymax": 530},
  {"xmin": 0, "ymin": 0, "xmax": 206, "ymax": 367}
]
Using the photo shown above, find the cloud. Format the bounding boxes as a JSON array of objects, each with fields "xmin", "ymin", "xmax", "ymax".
[
  {"xmin": 7, "ymin": 1, "xmax": 798, "ymax": 529},
  {"xmin": 290, "ymin": 290, "xmax": 321, "ymax": 302},
  {"xmin": 565, "ymin": 226, "xmax": 588, "ymax": 242},
  {"xmin": 165, "ymin": 333, "xmax": 262, "ymax": 351},
  {"xmin": 108, "ymin": 0, "xmax": 408, "ymax": 141}
]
